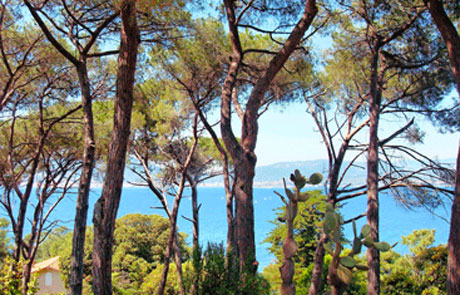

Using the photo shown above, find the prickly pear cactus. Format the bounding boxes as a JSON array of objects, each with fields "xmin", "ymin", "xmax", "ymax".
[
  {"xmin": 274, "ymin": 170, "xmax": 323, "ymax": 295},
  {"xmin": 322, "ymin": 204, "xmax": 392, "ymax": 295}
]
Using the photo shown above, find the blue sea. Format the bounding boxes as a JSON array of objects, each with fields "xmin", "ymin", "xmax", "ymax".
[{"xmin": 17, "ymin": 186, "xmax": 451, "ymax": 270}]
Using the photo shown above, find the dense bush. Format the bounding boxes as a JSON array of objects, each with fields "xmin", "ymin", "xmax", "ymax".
[
  {"xmin": 0, "ymin": 257, "xmax": 37, "ymax": 295},
  {"xmin": 36, "ymin": 214, "xmax": 188, "ymax": 295},
  {"xmin": 191, "ymin": 243, "xmax": 270, "ymax": 295}
]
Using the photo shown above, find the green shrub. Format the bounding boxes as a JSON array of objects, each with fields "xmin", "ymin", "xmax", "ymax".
[
  {"xmin": 0, "ymin": 257, "xmax": 37, "ymax": 295},
  {"xmin": 191, "ymin": 243, "xmax": 270, "ymax": 295}
]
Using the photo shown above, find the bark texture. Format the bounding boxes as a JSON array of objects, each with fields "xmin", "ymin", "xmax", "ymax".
[
  {"xmin": 366, "ymin": 49, "xmax": 382, "ymax": 295},
  {"xmin": 447, "ymin": 144, "xmax": 460, "ymax": 295},
  {"xmin": 190, "ymin": 181, "xmax": 199, "ymax": 251},
  {"xmin": 70, "ymin": 62, "xmax": 96, "ymax": 295},
  {"xmin": 425, "ymin": 0, "xmax": 460, "ymax": 94},
  {"xmin": 92, "ymin": 2, "xmax": 139, "ymax": 294},
  {"xmin": 424, "ymin": 2, "xmax": 460, "ymax": 294}
]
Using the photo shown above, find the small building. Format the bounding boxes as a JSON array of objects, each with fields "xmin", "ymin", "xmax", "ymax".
[{"xmin": 31, "ymin": 256, "xmax": 67, "ymax": 295}]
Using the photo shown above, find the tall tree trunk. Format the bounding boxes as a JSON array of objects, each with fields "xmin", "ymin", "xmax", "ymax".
[
  {"xmin": 221, "ymin": 0, "xmax": 318, "ymax": 273},
  {"xmin": 70, "ymin": 62, "xmax": 96, "ymax": 295},
  {"xmin": 447, "ymin": 143, "xmax": 460, "ymax": 295},
  {"xmin": 366, "ymin": 49, "xmax": 382, "ymax": 295},
  {"xmin": 425, "ymin": 0, "xmax": 460, "ymax": 94},
  {"xmin": 424, "ymin": 2, "xmax": 460, "ymax": 293},
  {"xmin": 92, "ymin": 2, "xmax": 139, "ymax": 295}
]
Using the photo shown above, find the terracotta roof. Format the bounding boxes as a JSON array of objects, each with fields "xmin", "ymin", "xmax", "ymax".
[{"xmin": 32, "ymin": 256, "xmax": 60, "ymax": 273}]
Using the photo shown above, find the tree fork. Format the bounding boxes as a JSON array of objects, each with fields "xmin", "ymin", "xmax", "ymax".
[{"xmin": 221, "ymin": 0, "xmax": 318, "ymax": 273}]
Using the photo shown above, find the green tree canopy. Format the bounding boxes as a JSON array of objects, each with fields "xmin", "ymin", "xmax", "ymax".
[{"xmin": 37, "ymin": 214, "xmax": 188, "ymax": 295}]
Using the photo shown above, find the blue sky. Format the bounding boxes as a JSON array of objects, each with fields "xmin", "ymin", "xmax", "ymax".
[
  {"xmin": 249, "ymin": 101, "xmax": 459, "ymax": 166},
  {"xmin": 205, "ymin": 92, "xmax": 459, "ymax": 167},
  {"xmin": 195, "ymin": 8, "xmax": 460, "ymax": 167}
]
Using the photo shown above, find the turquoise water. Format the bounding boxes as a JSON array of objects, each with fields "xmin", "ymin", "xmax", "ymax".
[{"xmin": 25, "ymin": 186, "xmax": 451, "ymax": 270}]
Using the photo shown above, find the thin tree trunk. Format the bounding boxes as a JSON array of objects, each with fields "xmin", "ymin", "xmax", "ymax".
[
  {"xmin": 13, "ymin": 132, "xmax": 45, "ymax": 261},
  {"xmin": 308, "ymin": 233, "xmax": 326, "ymax": 295},
  {"xmin": 173, "ymin": 234, "xmax": 186, "ymax": 295},
  {"xmin": 225, "ymin": 175, "xmax": 236, "ymax": 259},
  {"xmin": 70, "ymin": 62, "xmax": 96, "ymax": 295},
  {"xmin": 308, "ymin": 110, "xmax": 355, "ymax": 295},
  {"xmin": 157, "ymin": 117, "xmax": 198, "ymax": 295},
  {"xmin": 193, "ymin": 88, "xmax": 236, "ymax": 256},
  {"xmin": 22, "ymin": 190, "xmax": 45, "ymax": 294},
  {"xmin": 191, "ymin": 182, "xmax": 199, "ymax": 250},
  {"xmin": 92, "ymin": 2, "xmax": 139, "ymax": 294},
  {"xmin": 22, "ymin": 232, "xmax": 42, "ymax": 295},
  {"xmin": 189, "ymin": 181, "xmax": 201, "ymax": 295},
  {"xmin": 447, "ymin": 143, "xmax": 460, "ymax": 294},
  {"xmin": 190, "ymin": 181, "xmax": 200, "ymax": 295},
  {"xmin": 328, "ymin": 243, "xmax": 345, "ymax": 295},
  {"xmin": 192, "ymin": 101, "xmax": 236, "ymax": 270},
  {"xmin": 133, "ymin": 154, "xmax": 187, "ymax": 295},
  {"xmin": 157, "ymin": 204, "xmax": 183, "ymax": 295},
  {"xmin": 366, "ymin": 49, "xmax": 382, "ymax": 295},
  {"xmin": 22, "ymin": 3, "xmax": 116, "ymax": 294},
  {"xmin": 190, "ymin": 182, "xmax": 199, "ymax": 295},
  {"xmin": 220, "ymin": 0, "xmax": 244, "ymax": 267}
]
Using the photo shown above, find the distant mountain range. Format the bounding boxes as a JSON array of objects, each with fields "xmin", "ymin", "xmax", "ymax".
[
  {"xmin": 202, "ymin": 159, "xmax": 363, "ymax": 188},
  {"xmin": 202, "ymin": 158, "xmax": 456, "ymax": 188},
  {"xmin": 248, "ymin": 160, "xmax": 321, "ymax": 187},
  {"xmin": 252, "ymin": 160, "xmax": 360, "ymax": 187},
  {"xmin": 122, "ymin": 158, "xmax": 455, "ymax": 189}
]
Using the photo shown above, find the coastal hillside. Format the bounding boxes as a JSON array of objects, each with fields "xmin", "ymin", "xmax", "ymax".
[{"xmin": 202, "ymin": 158, "xmax": 456, "ymax": 188}]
